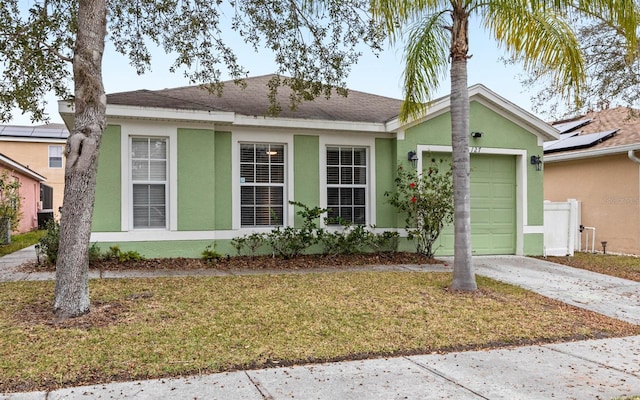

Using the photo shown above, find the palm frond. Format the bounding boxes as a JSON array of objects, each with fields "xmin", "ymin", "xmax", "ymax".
[
  {"xmin": 483, "ymin": 0, "xmax": 585, "ymax": 105},
  {"xmin": 399, "ymin": 12, "xmax": 450, "ymax": 122}
]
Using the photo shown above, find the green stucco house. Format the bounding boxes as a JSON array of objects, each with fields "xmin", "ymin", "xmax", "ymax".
[{"xmin": 58, "ymin": 75, "xmax": 558, "ymax": 258}]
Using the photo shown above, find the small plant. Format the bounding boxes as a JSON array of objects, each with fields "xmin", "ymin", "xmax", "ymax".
[
  {"xmin": 370, "ymin": 230, "xmax": 400, "ymax": 253},
  {"xmin": 202, "ymin": 243, "xmax": 222, "ymax": 263},
  {"xmin": 385, "ymin": 159, "xmax": 454, "ymax": 258},
  {"xmin": 318, "ymin": 221, "xmax": 373, "ymax": 255},
  {"xmin": 267, "ymin": 226, "xmax": 312, "ymax": 259},
  {"xmin": 88, "ymin": 242, "xmax": 103, "ymax": 263},
  {"xmin": 105, "ymin": 245, "xmax": 145, "ymax": 262},
  {"xmin": 231, "ymin": 232, "xmax": 266, "ymax": 256},
  {"xmin": 37, "ymin": 219, "xmax": 60, "ymax": 264}
]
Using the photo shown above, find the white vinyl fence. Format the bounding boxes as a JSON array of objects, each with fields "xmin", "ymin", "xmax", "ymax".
[{"xmin": 543, "ymin": 199, "xmax": 580, "ymax": 256}]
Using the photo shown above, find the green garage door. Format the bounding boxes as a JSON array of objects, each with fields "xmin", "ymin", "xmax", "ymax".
[
  {"xmin": 469, "ymin": 154, "xmax": 516, "ymax": 254},
  {"xmin": 430, "ymin": 153, "xmax": 516, "ymax": 255}
]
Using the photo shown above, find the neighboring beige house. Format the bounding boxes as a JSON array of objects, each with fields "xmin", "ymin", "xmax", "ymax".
[
  {"xmin": 0, "ymin": 124, "xmax": 69, "ymax": 219},
  {"xmin": 0, "ymin": 153, "xmax": 47, "ymax": 234},
  {"xmin": 544, "ymin": 107, "xmax": 640, "ymax": 254}
]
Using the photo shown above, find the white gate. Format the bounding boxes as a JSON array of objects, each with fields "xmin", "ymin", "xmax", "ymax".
[{"xmin": 544, "ymin": 199, "xmax": 580, "ymax": 256}]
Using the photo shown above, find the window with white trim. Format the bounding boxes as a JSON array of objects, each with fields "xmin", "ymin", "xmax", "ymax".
[
  {"xmin": 48, "ymin": 145, "xmax": 63, "ymax": 168},
  {"xmin": 131, "ymin": 137, "xmax": 167, "ymax": 229},
  {"xmin": 240, "ymin": 143, "xmax": 285, "ymax": 227},
  {"xmin": 326, "ymin": 146, "xmax": 367, "ymax": 224}
]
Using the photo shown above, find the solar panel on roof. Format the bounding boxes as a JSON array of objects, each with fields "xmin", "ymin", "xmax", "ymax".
[
  {"xmin": 544, "ymin": 129, "xmax": 618, "ymax": 153},
  {"xmin": 552, "ymin": 118, "xmax": 592, "ymax": 134},
  {"xmin": 543, "ymin": 131, "xmax": 580, "ymax": 151},
  {"xmin": 0, "ymin": 124, "xmax": 69, "ymax": 139}
]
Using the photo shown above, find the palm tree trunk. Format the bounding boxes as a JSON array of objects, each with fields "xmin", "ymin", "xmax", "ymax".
[
  {"xmin": 53, "ymin": 0, "xmax": 107, "ymax": 318},
  {"xmin": 449, "ymin": 5, "xmax": 477, "ymax": 291}
]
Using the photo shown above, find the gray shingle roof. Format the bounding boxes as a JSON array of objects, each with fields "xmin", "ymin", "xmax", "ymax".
[{"xmin": 106, "ymin": 74, "xmax": 403, "ymax": 124}]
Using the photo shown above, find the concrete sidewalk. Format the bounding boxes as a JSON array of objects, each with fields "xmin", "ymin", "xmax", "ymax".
[{"xmin": 2, "ymin": 249, "xmax": 640, "ymax": 399}]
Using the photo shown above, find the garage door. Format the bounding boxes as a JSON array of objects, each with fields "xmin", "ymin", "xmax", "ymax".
[
  {"xmin": 469, "ymin": 154, "xmax": 516, "ymax": 254},
  {"xmin": 430, "ymin": 153, "xmax": 516, "ymax": 255}
]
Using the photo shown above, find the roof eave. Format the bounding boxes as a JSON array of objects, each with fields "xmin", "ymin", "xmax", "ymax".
[
  {"xmin": 59, "ymin": 101, "xmax": 389, "ymax": 132},
  {"xmin": 385, "ymin": 85, "xmax": 560, "ymax": 143},
  {"xmin": 544, "ymin": 143, "xmax": 640, "ymax": 163},
  {"xmin": 0, "ymin": 154, "xmax": 47, "ymax": 182}
]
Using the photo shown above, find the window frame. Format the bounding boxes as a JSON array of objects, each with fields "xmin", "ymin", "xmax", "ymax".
[
  {"xmin": 232, "ymin": 131, "xmax": 294, "ymax": 231},
  {"xmin": 319, "ymin": 135, "xmax": 376, "ymax": 229},
  {"xmin": 325, "ymin": 146, "xmax": 369, "ymax": 225},
  {"xmin": 129, "ymin": 136, "xmax": 169, "ymax": 230},
  {"xmin": 239, "ymin": 142, "xmax": 287, "ymax": 228},
  {"xmin": 48, "ymin": 145, "xmax": 63, "ymax": 168}
]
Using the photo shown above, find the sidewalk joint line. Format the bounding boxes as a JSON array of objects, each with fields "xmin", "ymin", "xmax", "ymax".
[
  {"xmin": 244, "ymin": 371, "xmax": 274, "ymax": 400},
  {"xmin": 545, "ymin": 344, "xmax": 640, "ymax": 379},
  {"xmin": 404, "ymin": 356, "xmax": 490, "ymax": 399}
]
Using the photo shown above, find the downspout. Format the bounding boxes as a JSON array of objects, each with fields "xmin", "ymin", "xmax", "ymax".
[{"xmin": 628, "ymin": 150, "xmax": 640, "ymax": 164}]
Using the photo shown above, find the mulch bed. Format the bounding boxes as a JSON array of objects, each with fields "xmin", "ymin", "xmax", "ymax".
[{"xmin": 21, "ymin": 252, "xmax": 444, "ymax": 273}]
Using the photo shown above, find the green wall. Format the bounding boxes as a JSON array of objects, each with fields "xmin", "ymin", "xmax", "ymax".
[
  {"xmin": 399, "ymin": 101, "xmax": 545, "ymax": 255},
  {"xmin": 293, "ymin": 135, "xmax": 320, "ymax": 228},
  {"xmin": 375, "ymin": 138, "xmax": 397, "ymax": 228},
  {"xmin": 214, "ymin": 132, "xmax": 232, "ymax": 230},
  {"xmin": 177, "ymin": 128, "xmax": 216, "ymax": 230},
  {"xmin": 92, "ymin": 125, "xmax": 121, "ymax": 231}
]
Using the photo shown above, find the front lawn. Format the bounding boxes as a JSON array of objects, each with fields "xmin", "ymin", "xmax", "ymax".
[
  {"xmin": 0, "ymin": 230, "xmax": 44, "ymax": 257},
  {"xmin": 543, "ymin": 252, "xmax": 640, "ymax": 282},
  {"xmin": 1, "ymin": 272, "xmax": 638, "ymax": 393}
]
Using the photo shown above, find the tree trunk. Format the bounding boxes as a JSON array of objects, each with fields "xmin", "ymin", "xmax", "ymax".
[
  {"xmin": 53, "ymin": 0, "xmax": 107, "ymax": 318},
  {"xmin": 449, "ymin": 5, "xmax": 477, "ymax": 291}
]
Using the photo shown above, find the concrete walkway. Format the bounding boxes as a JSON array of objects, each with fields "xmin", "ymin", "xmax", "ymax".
[{"xmin": 1, "ymin": 248, "xmax": 640, "ymax": 399}]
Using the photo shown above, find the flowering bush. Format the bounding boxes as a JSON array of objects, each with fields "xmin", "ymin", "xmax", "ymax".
[{"xmin": 385, "ymin": 158, "xmax": 454, "ymax": 257}]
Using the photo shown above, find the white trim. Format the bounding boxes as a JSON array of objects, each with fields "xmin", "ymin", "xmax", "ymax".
[
  {"xmin": 319, "ymin": 134, "xmax": 376, "ymax": 227},
  {"xmin": 48, "ymin": 145, "xmax": 64, "ymax": 169},
  {"xmin": 233, "ymin": 115, "xmax": 387, "ymax": 133},
  {"xmin": 120, "ymin": 122, "xmax": 178, "ymax": 232},
  {"xmin": 60, "ymin": 101, "xmax": 235, "ymax": 124},
  {"xmin": 523, "ymin": 225, "xmax": 544, "ymax": 234},
  {"xmin": 90, "ymin": 226, "xmax": 407, "ymax": 242},
  {"xmin": 231, "ymin": 129, "xmax": 295, "ymax": 230},
  {"xmin": 415, "ymin": 144, "xmax": 529, "ymax": 255},
  {"xmin": 544, "ymin": 143, "xmax": 640, "ymax": 162},
  {"xmin": 0, "ymin": 137, "xmax": 67, "ymax": 144}
]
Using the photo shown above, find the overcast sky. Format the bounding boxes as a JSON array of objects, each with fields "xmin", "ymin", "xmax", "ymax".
[{"xmin": 8, "ymin": 17, "xmax": 542, "ymax": 126}]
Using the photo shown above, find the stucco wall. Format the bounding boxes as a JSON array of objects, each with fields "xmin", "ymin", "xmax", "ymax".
[
  {"xmin": 544, "ymin": 153, "xmax": 640, "ymax": 254},
  {"xmin": 0, "ymin": 167, "xmax": 39, "ymax": 233},
  {"xmin": 0, "ymin": 141, "xmax": 65, "ymax": 217}
]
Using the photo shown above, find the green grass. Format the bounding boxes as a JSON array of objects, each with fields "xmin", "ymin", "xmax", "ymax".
[
  {"xmin": 1, "ymin": 272, "xmax": 638, "ymax": 392},
  {"xmin": 544, "ymin": 252, "xmax": 640, "ymax": 282},
  {"xmin": 0, "ymin": 230, "xmax": 44, "ymax": 257}
]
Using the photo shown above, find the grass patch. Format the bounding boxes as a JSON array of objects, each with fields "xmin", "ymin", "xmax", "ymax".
[
  {"xmin": 0, "ymin": 230, "xmax": 44, "ymax": 257},
  {"xmin": 543, "ymin": 252, "xmax": 640, "ymax": 282},
  {"xmin": 1, "ymin": 272, "xmax": 639, "ymax": 392}
]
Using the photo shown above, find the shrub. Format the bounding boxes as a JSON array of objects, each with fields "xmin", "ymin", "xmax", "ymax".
[
  {"xmin": 370, "ymin": 230, "xmax": 400, "ymax": 253},
  {"xmin": 202, "ymin": 243, "xmax": 223, "ymax": 263},
  {"xmin": 37, "ymin": 219, "xmax": 60, "ymax": 264},
  {"xmin": 385, "ymin": 159, "xmax": 454, "ymax": 258},
  {"xmin": 0, "ymin": 170, "xmax": 22, "ymax": 239},
  {"xmin": 88, "ymin": 242, "xmax": 103, "ymax": 263},
  {"xmin": 231, "ymin": 232, "xmax": 266, "ymax": 256},
  {"xmin": 105, "ymin": 246, "xmax": 145, "ymax": 262}
]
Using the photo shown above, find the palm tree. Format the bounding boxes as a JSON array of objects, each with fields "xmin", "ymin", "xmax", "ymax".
[{"xmin": 371, "ymin": 0, "xmax": 638, "ymax": 290}]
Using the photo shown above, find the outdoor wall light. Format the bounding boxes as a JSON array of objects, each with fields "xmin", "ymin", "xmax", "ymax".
[
  {"xmin": 471, "ymin": 131, "xmax": 483, "ymax": 138},
  {"xmin": 407, "ymin": 151, "xmax": 418, "ymax": 168},
  {"xmin": 530, "ymin": 155, "xmax": 542, "ymax": 171}
]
